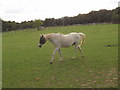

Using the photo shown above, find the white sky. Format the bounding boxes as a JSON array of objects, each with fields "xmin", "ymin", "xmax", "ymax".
[{"xmin": 0, "ymin": 0, "xmax": 119, "ymax": 22}]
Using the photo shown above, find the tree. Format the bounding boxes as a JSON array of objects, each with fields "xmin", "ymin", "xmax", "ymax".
[
  {"xmin": 111, "ymin": 7, "xmax": 120, "ymax": 23},
  {"xmin": 33, "ymin": 19, "xmax": 43, "ymax": 30}
]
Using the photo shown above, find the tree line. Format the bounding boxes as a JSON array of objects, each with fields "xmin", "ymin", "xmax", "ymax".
[
  {"xmin": 1, "ymin": 7, "xmax": 120, "ymax": 32},
  {"xmin": 2, "ymin": 19, "xmax": 43, "ymax": 32},
  {"xmin": 43, "ymin": 7, "xmax": 120, "ymax": 26}
]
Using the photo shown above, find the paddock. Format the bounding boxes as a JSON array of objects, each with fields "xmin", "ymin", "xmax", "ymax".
[{"xmin": 2, "ymin": 24, "xmax": 118, "ymax": 88}]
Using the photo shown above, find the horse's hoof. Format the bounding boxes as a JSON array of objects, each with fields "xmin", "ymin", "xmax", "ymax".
[
  {"xmin": 60, "ymin": 58, "xmax": 63, "ymax": 61},
  {"xmin": 50, "ymin": 62, "xmax": 52, "ymax": 64},
  {"xmin": 72, "ymin": 57, "xmax": 74, "ymax": 60},
  {"xmin": 82, "ymin": 55, "xmax": 84, "ymax": 57}
]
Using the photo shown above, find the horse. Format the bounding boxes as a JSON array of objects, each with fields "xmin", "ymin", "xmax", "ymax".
[{"xmin": 39, "ymin": 32, "xmax": 85, "ymax": 64}]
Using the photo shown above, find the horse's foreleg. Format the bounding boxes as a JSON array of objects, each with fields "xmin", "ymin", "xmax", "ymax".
[
  {"xmin": 58, "ymin": 49, "xmax": 63, "ymax": 61},
  {"xmin": 78, "ymin": 46, "xmax": 84, "ymax": 57},
  {"xmin": 72, "ymin": 46, "xmax": 77, "ymax": 60},
  {"xmin": 50, "ymin": 48, "xmax": 59, "ymax": 64}
]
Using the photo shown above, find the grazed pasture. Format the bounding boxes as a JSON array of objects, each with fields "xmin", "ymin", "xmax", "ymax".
[{"xmin": 2, "ymin": 24, "xmax": 118, "ymax": 88}]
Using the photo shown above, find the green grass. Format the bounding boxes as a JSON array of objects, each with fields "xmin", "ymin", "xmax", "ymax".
[{"xmin": 2, "ymin": 24, "xmax": 118, "ymax": 88}]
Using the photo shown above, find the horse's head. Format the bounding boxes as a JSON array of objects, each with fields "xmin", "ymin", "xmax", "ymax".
[{"xmin": 39, "ymin": 34, "xmax": 46, "ymax": 48}]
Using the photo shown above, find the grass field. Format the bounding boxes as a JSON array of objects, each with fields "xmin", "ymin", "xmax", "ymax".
[{"xmin": 2, "ymin": 24, "xmax": 118, "ymax": 88}]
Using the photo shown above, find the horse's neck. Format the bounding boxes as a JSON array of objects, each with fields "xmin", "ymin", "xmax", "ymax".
[
  {"xmin": 44, "ymin": 34, "xmax": 52, "ymax": 40},
  {"xmin": 45, "ymin": 33, "xmax": 59, "ymax": 40}
]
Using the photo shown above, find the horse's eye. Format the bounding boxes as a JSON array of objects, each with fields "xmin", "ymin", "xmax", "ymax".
[{"xmin": 40, "ymin": 36, "xmax": 46, "ymax": 44}]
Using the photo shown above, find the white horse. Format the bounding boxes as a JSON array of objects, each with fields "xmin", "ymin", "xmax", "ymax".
[{"xmin": 39, "ymin": 32, "xmax": 85, "ymax": 64}]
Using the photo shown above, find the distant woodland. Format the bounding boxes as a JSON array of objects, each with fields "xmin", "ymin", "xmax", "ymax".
[{"xmin": 1, "ymin": 7, "xmax": 120, "ymax": 32}]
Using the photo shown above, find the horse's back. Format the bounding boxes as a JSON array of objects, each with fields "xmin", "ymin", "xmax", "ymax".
[
  {"xmin": 60, "ymin": 32, "xmax": 81, "ymax": 47},
  {"xmin": 47, "ymin": 32, "xmax": 84, "ymax": 48}
]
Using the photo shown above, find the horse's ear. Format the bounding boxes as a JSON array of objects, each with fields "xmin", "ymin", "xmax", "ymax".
[
  {"xmin": 40, "ymin": 34, "xmax": 45, "ymax": 38},
  {"xmin": 42, "ymin": 34, "xmax": 45, "ymax": 37},
  {"xmin": 40, "ymin": 34, "xmax": 42, "ymax": 37}
]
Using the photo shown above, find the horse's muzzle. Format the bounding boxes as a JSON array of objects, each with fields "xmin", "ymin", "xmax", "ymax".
[
  {"xmin": 39, "ymin": 45, "xmax": 41, "ymax": 48},
  {"xmin": 39, "ymin": 44, "xmax": 42, "ymax": 48}
]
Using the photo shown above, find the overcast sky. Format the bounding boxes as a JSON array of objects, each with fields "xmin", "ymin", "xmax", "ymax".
[{"xmin": 0, "ymin": 0, "xmax": 119, "ymax": 22}]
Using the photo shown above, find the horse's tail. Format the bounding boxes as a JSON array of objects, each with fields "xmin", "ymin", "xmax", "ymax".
[{"xmin": 78, "ymin": 33, "xmax": 86, "ymax": 47}]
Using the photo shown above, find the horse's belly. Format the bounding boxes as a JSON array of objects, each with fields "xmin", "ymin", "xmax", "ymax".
[
  {"xmin": 61, "ymin": 43, "xmax": 72, "ymax": 47},
  {"xmin": 61, "ymin": 39, "xmax": 74, "ymax": 47}
]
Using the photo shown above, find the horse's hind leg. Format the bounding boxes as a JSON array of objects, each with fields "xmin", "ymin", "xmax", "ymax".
[
  {"xmin": 58, "ymin": 49, "xmax": 63, "ymax": 61},
  {"xmin": 78, "ymin": 45, "xmax": 84, "ymax": 57},
  {"xmin": 72, "ymin": 45, "xmax": 77, "ymax": 60}
]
